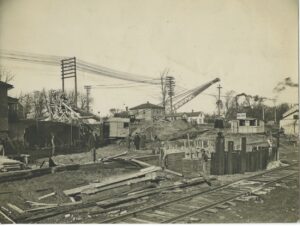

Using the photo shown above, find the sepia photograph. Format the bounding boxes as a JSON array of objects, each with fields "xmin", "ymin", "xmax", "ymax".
[{"xmin": 0, "ymin": 0, "xmax": 298, "ymax": 223}]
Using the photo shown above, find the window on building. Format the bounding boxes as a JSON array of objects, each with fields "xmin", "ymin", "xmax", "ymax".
[
  {"xmin": 143, "ymin": 110, "xmax": 146, "ymax": 114},
  {"xmin": 239, "ymin": 120, "xmax": 245, "ymax": 126},
  {"xmin": 249, "ymin": 120, "xmax": 256, "ymax": 126},
  {"xmin": 293, "ymin": 114, "xmax": 299, "ymax": 120},
  {"xmin": 123, "ymin": 122, "xmax": 129, "ymax": 128}
]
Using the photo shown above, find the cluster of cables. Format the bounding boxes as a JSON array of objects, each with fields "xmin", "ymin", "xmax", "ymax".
[{"xmin": 0, "ymin": 49, "xmax": 161, "ymax": 86}]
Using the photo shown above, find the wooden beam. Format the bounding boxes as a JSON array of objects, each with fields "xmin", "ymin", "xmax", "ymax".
[
  {"xmin": 38, "ymin": 192, "xmax": 56, "ymax": 201},
  {"xmin": 63, "ymin": 166, "xmax": 161, "ymax": 196},
  {"xmin": 7, "ymin": 203, "xmax": 24, "ymax": 214},
  {"xmin": 0, "ymin": 209, "xmax": 15, "ymax": 224},
  {"xmin": 163, "ymin": 168, "xmax": 183, "ymax": 177},
  {"xmin": 129, "ymin": 159, "xmax": 152, "ymax": 167}
]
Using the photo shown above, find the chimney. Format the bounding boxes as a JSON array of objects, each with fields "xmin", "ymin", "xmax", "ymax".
[
  {"xmin": 192, "ymin": 109, "xmax": 194, "ymax": 113},
  {"xmin": 126, "ymin": 106, "xmax": 128, "ymax": 112}
]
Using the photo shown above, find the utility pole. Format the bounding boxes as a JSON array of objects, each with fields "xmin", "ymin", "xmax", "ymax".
[
  {"xmin": 84, "ymin": 85, "xmax": 91, "ymax": 113},
  {"xmin": 273, "ymin": 99, "xmax": 277, "ymax": 123},
  {"xmin": 217, "ymin": 84, "xmax": 222, "ymax": 117},
  {"xmin": 160, "ymin": 69, "xmax": 168, "ymax": 115},
  {"xmin": 61, "ymin": 57, "xmax": 77, "ymax": 107},
  {"xmin": 166, "ymin": 76, "xmax": 175, "ymax": 114}
]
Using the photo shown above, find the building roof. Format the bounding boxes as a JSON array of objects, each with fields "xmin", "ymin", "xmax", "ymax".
[
  {"xmin": 282, "ymin": 105, "xmax": 299, "ymax": 119},
  {"xmin": 7, "ymin": 96, "xmax": 18, "ymax": 104},
  {"xmin": 130, "ymin": 101, "xmax": 164, "ymax": 110},
  {"xmin": 0, "ymin": 81, "xmax": 13, "ymax": 90}
]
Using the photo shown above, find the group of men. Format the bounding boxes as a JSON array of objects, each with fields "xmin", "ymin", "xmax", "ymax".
[{"xmin": 126, "ymin": 132, "xmax": 146, "ymax": 151}]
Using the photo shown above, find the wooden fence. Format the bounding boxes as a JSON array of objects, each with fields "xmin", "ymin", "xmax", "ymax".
[{"xmin": 210, "ymin": 133, "xmax": 278, "ymax": 175}]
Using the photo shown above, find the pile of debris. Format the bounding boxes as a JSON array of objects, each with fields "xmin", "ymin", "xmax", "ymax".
[
  {"xmin": 0, "ymin": 156, "xmax": 24, "ymax": 172},
  {"xmin": 132, "ymin": 119, "xmax": 199, "ymax": 141},
  {"xmin": 0, "ymin": 155, "xmax": 215, "ymax": 223}
]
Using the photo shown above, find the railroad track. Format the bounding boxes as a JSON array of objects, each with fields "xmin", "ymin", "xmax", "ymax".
[{"xmin": 99, "ymin": 163, "xmax": 298, "ymax": 223}]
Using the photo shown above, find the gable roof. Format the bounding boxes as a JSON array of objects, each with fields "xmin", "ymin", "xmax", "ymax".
[
  {"xmin": 130, "ymin": 102, "xmax": 164, "ymax": 110},
  {"xmin": 282, "ymin": 105, "xmax": 299, "ymax": 119},
  {"xmin": 0, "ymin": 81, "xmax": 13, "ymax": 90},
  {"xmin": 8, "ymin": 96, "xmax": 18, "ymax": 104}
]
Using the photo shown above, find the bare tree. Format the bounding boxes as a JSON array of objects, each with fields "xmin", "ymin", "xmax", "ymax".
[
  {"xmin": 0, "ymin": 66, "xmax": 14, "ymax": 83},
  {"xmin": 19, "ymin": 92, "xmax": 33, "ymax": 118}
]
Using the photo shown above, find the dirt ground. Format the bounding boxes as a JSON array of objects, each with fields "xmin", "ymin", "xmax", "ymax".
[
  {"xmin": 194, "ymin": 136, "xmax": 300, "ymax": 223},
  {"xmin": 193, "ymin": 175, "xmax": 299, "ymax": 223},
  {"xmin": 0, "ymin": 134, "xmax": 298, "ymax": 223},
  {"xmin": 34, "ymin": 144, "xmax": 154, "ymax": 167}
]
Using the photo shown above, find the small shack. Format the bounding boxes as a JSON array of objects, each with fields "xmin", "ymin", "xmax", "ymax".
[
  {"xmin": 230, "ymin": 113, "xmax": 264, "ymax": 134},
  {"xmin": 104, "ymin": 117, "xmax": 130, "ymax": 138}
]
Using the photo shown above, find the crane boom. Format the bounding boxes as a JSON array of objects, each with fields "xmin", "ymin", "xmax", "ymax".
[{"xmin": 169, "ymin": 78, "xmax": 220, "ymax": 112}]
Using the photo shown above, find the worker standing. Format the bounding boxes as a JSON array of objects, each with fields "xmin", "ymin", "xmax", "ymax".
[
  {"xmin": 134, "ymin": 133, "xmax": 141, "ymax": 150},
  {"xmin": 88, "ymin": 133, "xmax": 97, "ymax": 162},
  {"xmin": 0, "ymin": 139, "xmax": 5, "ymax": 156},
  {"xmin": 201, "ymin": 149, "xmax": 209, "ymax": 175},
  {"xmin": 159, "ymin": 142, "xmax": 166, "ymax": 169},
  {"xmin": 126, "ymin": 134, "xmax": 131, "ymax": 151},
  {"xmin": 49, "ymin": 133, "xmax": 57, "ymax": 167},
  {"xmin": 140, "ymin": 132, "xmax": 146, "ymax": 150}
]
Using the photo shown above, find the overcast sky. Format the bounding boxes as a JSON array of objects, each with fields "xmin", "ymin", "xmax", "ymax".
[{"xmin": 0, "ymin": 0, "xmax": 298, "ymax": 116}]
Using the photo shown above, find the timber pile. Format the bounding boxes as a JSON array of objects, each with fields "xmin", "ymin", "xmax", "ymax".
[
  {"xmin": 0, "ymin": 156, "xmax": 24, "ymax": 172},
  {"xmin": 63, "ymin": 166, "xmax": 162, "ymax": 196}
]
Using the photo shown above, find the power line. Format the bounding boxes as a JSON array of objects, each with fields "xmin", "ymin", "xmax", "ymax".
[{"xmin": 0, "ymin": 50, "xmax": 160, "ymax": 85}]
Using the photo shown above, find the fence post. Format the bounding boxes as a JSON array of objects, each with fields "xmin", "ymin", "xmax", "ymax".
[
  {"xmin": 240, "ymin": 137, "xmax": 246, "ymax": 173},
  {"xmin": 216, "ymin": 132, "xmax": 225, "ymax": 175},
  {"xmin": 228, "ymin": 141, "xmax": 233, "ymax": 174}
]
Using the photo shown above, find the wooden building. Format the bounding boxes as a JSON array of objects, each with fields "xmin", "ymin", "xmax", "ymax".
[
  {"xmin": 0, "ymin": 81, "xmax": 13, "ymax": 138},
  {"xmin": 280, "ymin": 105, "xmax": 299, "ymax": 136},
  {"xmin": 104, "ymin": 117, "xmax": 130, "ymax": 138},
  {"xmin": 166, "ymin": 111, "xmax": 205, "ymax": 124},
  {"xmin": 230, "ymin": 114, "xmax": 265, "ymax": 134},
  {"xmin": 129, "ymin": 101, "xmax": 164, "ymax": 121}
]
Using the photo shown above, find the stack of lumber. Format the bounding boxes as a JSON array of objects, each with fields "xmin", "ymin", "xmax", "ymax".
[
  {"xmin": 0, "ymin": 156, "xmax": 23, "ymax": 172},
  {"xmin": 63, "ymin": 166, "xmax": 162, "ymax": 196}
]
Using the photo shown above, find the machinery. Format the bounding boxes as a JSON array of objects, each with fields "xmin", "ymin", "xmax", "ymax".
[{"xmin": 165, "ymin": 78, "xmax": 220, "ymax": 113}]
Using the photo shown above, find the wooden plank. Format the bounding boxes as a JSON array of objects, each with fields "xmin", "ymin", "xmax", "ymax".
[
  {"xmin": 205, "ymin": 208, "xmax": 218, "ymax": 213},
  {"xmin": 64, "ymin": 166, "xmax": 161, "ymax": 196},
  {"xmin": 0, "ymin": 209, "xmax": 15, "ymax": 224},
  {"xmin": 240, "ymin": 137, "xmax": 246, "ymax": 173},
  {"xmin": 163, "ymin": 168, "xmax": 183, "ymax": 177},
  {"xmin": 96, "ymin": 189, "xmax": 161, "ymax": 208},
  {"xmin": 99, "ymin": 152, "xmax": 127, "ymax": 162},
  {"xmin": 38, "ymin": 192, "xmax": 56, "ymax": 200},
  {"xmin": 130, "ymin": 217, "xmax": 155, "ymax": 224},
  {"xmin": 129, "ymin": 159, "xmax": 151, "ymax": 167},
  {"xmin": 6, "ymin": 203, "xmax": 24, "ymax": 214},
  {"xmin": 227, "ymin": 141, "xmax": 233, "ymax": 174},
  {"xmin": 139, "ymin": 212, "xmax": 169, "ymax": 220},
  {"xmin": 26, "ymin": 201, "xmax": 82, "ymax": 212},
  {"xmin": 154, "ymin": 210, "xmax": 176, "ymax": 217},
  {"xmin": 83, "ymin": 177, "xmax": 151, "ymax": 195}
]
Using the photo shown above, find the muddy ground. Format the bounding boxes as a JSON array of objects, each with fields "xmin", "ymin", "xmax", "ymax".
[{"xmin": 0, "ymin": 135, "xmax": 298, "ymax": 223}]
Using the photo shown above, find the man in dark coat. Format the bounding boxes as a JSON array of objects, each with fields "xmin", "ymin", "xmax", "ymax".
[{"xmin": 134, "ymin": 133, "xmax": 141, "ymax": 150}]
